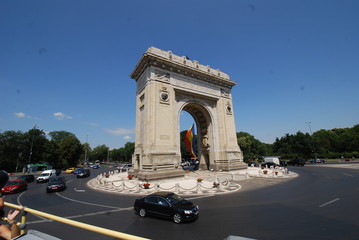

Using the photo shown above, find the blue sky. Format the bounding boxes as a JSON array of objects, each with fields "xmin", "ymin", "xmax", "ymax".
[{"xmin": 1, "ymin": 0, "xmax": 358, "ymax": 149}]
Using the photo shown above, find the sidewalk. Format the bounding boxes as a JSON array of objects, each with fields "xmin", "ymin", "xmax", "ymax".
[{"xmin": 88, "ymin": 166, "xmax": 297, "ymax": 196}]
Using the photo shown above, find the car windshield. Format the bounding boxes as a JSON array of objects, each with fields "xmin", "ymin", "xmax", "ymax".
[
  {"xmin": 40, "ymin": 173, "xmax": 50, "ymax": 176},
  {"xmin": 5, "ymin": 181, "xmax": 20, "ymax": 186},
  {"xmin": 49, "ymin": 177, "xmax": 63, "ymax": 183},
  {"xmin": 165, "ymin": 193, "xmax": 184, "ymax": 204}
]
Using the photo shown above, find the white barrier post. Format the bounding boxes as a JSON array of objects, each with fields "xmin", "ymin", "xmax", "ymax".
[{"xmin": 196, "ymin": 182, "xmax": 203, "ymax": 194}]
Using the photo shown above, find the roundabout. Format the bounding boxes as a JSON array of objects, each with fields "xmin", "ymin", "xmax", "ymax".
[{"xmin": 88, "ymin": 166, "xmax": 298, "ymax": 196}]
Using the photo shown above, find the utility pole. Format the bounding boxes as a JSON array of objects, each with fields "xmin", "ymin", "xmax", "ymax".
[
  {"xmin": 107, "ymin": 148, "xmax": 110, "ymax": 166},
  {"xmin": 84, "ymin": 134, "xmax": 88, "ymax": 165},
  {"xmin": 306, "ymin": 121, "xmax": 317, "ymax": 159},
  {"xmin": 28, "ymin": 125, "xmax": 38, "ymax": 165}
]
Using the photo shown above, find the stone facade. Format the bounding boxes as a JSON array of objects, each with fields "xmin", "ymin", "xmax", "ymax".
[{"xmin": 130, "ymin": 47, "xmax": 246, "ymax": 181}]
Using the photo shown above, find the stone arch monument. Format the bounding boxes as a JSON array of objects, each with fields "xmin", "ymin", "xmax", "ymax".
[{"xmin": 130, "ymin": 47, "xmax": 246, "ymax": 180}]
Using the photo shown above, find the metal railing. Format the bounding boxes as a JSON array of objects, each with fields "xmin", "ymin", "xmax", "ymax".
[{"xmin": 4, "ymin": 202, "xmax": 150, "ymax": 240}]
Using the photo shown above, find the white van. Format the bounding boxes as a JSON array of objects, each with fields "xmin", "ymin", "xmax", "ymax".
[
  {"xmin": 264, "ymin": 157, "xmax": 280, "ymax": 165},
  {"xmin": 36, "ymin": 169, "xmax": 56, "ymax": 183}
]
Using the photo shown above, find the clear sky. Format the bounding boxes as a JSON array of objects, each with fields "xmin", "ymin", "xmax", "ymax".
[{"xmin": 1, "ymin": 0, "xmax": 358, "ymax": 149}]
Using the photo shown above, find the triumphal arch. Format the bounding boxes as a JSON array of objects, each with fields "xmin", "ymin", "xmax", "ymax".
[{"xmin": 130, "ymin": 47, "xmax": 246, "ymax": 180}]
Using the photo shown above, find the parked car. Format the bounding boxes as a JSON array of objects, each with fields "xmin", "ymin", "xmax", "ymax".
[
  {"xmin": 288, "ymin": 159, "xmax": 305, "ymax": 166},
  {"xmin": 76, "ymin": 169, "xmax": 90, "ymax": 178},
  {"xmin": 117, "ymin": 163, "xmax": 133, "ymax": 172},
  {"xmin": 1, "ymin": 179, "xmax": 28, "ymax": 194},
  {"xmin": 17, "ymin": 174, "xmax": 35, "ymax": 183},
  {"xmin": 46, "ymin": 176, "xmax": 66, "ymax": 193},
  {"xmin": 134, "ymin": 191, "xmax": 199, "ymax": 224},
  {"xmin": 65, "ymin": 168, "xmax": 76, "ymax": 174},
  {"xmin": 260, "ymin": 162, "xmax": 277, "ymax": 169}
]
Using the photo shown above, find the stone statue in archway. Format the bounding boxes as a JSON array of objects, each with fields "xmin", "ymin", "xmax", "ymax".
[{"xmin": 201, "ymin": 135, "xmax": 210, "ymax": 149}]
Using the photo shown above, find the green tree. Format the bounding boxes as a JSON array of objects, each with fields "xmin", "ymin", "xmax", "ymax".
[
  {"xmin": 25, "ymin": 128, "xmax": 48, "ymax": 164},
  {"xmin": 0, "ymin": 131, "xmax": 26, "ymax": 172},
  {"xmin": 58, "ymin": 136, "xmax": 82, "ymax": 167},
  {"xmin": 91, "ymin": 145, "xmax": 109, "ymax": 163},
  {"xmin": 48, "ymin": 131, "xmax": 76, "ymax": 142},
  {"xmin": 272, "ymin": 132, "xmax": 312, "ymax": 159},
  {"xmin": 111, "ymin": 142, "xmax": 135, "ymax": 163},
  {"xmin": 237, "ymin": 132, "xmax": 268, "ymax": 160}
]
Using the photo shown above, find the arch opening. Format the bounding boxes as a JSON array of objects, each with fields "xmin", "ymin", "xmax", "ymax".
[{"xmin": 180, "ymin": 102, "xmax": 212, "ymax": 170}]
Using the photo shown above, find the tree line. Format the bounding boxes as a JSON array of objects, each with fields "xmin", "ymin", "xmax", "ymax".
[
  {"xmin": 0, "ymin": 129, "xmax": 134, "ymax": 172},
  {"xmin": 237, "ymin": 124, "xmax": 359, "ymax": 161},
  {"xmin": 1, "ymin": 124, "xmax": 358, "ymax": 172}
]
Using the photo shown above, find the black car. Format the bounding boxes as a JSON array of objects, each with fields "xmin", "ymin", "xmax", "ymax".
[
  {"xmin": 55, "ymin": 169, "xmax": 62, "ymax": 176},
  {"xmin": 309, "ymin": 159, "xmax": 325, "ymax": 164},
  {"xmin": 247, "ymin": 161, "xmax": 258, "ymax": 167},
  {"xmin": 260, "ymin": 162, "xmax": 277, "ymax": 169},
  {"xmin": 288, "ymin": 159, "xmax": 305, "ymax": 166},
  {"xmin": 17, "ymin": 174, "xmax": 35, "ymax": 183},
  {"xmin": 134, "ymin": 191, "xmax": 199, "ymax": 224},
  {"xmin": 46, "ymin": 176, "xmax": 66, "ymax": 193},
  {"xmin": 76, "ymin": 169, "xmax": 90, "ymax": 178},
  {"xmin": 280, "ymin": 160, "xmax": 288, "ymax": 167}
]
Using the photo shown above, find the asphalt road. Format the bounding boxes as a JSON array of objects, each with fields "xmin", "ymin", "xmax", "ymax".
[{"xmin": 4, "ymin": 164, "xmax": 359, "ymax": 240}]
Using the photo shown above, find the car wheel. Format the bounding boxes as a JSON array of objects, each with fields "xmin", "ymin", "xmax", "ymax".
[
  {"xmin": 139, "ymin": 208, "xmax": 146, "ymax": 217},
  {"xmin": 173, "ymin": 213, "xmax": 182, "ymax": 224}
]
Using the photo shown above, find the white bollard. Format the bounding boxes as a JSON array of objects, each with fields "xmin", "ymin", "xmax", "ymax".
[
  {"xmin": 196, "ymin": 182, "xmax": 203, "ymax": 194},
  {"xmin": 119, "ymin": 182, "xmax": 124, "ymax": 191},
  {"xmin": 135, "ymin": 183, "xmax": 141, "ymax": 193}
]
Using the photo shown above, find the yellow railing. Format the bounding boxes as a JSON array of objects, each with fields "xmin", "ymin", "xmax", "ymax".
[{"xmin": 4, "ymin": 202, "xmax": 150, "ymax": 240}]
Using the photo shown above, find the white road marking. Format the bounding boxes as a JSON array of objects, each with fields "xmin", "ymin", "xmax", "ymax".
[
  {"xmin": 56, "ymin": 193, "xmax": 120, "ymax": 209},
  {"xmin": 17, "ymin": 191, "xmax": 49, "ymax": 221},
  {"xmin": 74, "ymin": 188, "xmax": 86, "ymax": 192},
  {"xmin": 343, "ymin": 173, "xmax": 354, "ymax": 177},
  {"xmin": 319, "ymin": 198, "xmax": 340, "ymax": 208},
  {"xmin": 26, "ymin": 208, "xmax": 133, "ymax": 225},
  {"xmin": 187, "ymin": 195, "xmax": 215, "ymax": 200}
]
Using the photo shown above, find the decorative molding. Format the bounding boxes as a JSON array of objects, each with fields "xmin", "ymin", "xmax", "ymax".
[
  {"xmin": 131, "ymin": 47, "xmax": 236, "ymax": 89},
  {"xmin": 154, "ymin": 70, "xmax": 170, "ymax": 82},
  {"xmin": 226, "ymin": 102, "xmax": 232, "ymax": 115}
]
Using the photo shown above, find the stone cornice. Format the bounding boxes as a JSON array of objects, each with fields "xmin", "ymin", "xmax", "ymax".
[{"xmin": 130, "ymin": 47, "xmax": 237, "ymax": 88}]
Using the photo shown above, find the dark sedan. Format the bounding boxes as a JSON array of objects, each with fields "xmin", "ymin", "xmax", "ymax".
[
  {"xmin": 288, "ymin": 159, "xmax": 305, "ymax": 166},
  {"xmin": 260, "ymin": 162, "xmax": 277, "ymax": 169},
  {"xmin": 17, "ymin": 174, "xmax": 35, "ymax": 183},
  {"xmin": 46, "ymin": 176, "xmax": 66, "ymax": 193},
  {"xmin": 134, "ymin": 191, "xmax": 199, "ymax": 224}
]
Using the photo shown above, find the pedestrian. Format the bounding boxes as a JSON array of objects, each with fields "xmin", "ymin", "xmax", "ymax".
[{"xmin": 0, "ymin": 170, "xmax": 20, "ymax": 240}]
